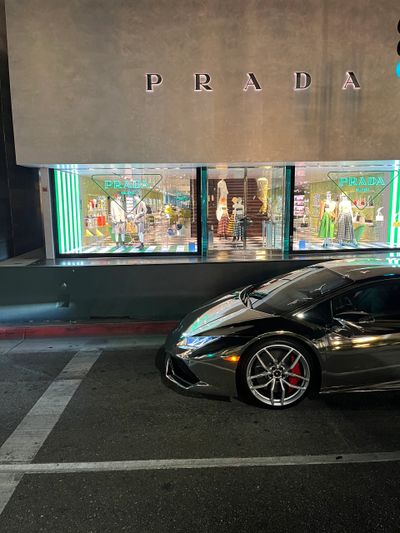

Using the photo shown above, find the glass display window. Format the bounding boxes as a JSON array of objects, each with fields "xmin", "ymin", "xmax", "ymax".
[
  {"xmin": 53, "ymin": 166, "xmax": 198, "ymax": 255},
  {"xmin": 207, "ymin": 166, "xmax": 285, "ymax": 256},
  {"xmin": 293, "ymin": 163, "xmax": 400, "ymax": 251}
]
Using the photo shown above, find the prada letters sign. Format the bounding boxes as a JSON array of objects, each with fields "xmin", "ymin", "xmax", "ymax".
[{"xmin": 145, "ymin": 71, "xmax": 361, "ymax": 92}]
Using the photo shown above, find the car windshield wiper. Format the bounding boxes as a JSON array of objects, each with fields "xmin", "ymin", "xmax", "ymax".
[
  {"xmin": 308, "ymin": 283, "xmax": 328, "ymax": 296},
  {"xmin": 286, "ymin": 284, "xmax": 329, "ymax": 307},
  {"xmin": 286, "ymin": 296, "xmax": 313, "ymax": 307}
]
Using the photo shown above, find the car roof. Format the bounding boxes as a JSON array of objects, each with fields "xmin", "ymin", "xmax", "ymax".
[{"xmin": 317, "ymin": 257, "xmax": 400, "ymax": 282}]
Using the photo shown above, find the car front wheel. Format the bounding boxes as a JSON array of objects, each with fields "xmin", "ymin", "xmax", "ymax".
[{"xmin": 237, "ymin": 339, "xmax": 314, "ymax": 409}]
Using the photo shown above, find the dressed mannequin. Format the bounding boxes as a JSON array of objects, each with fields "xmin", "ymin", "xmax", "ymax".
[
  {"xmin": 318, "ymin": 191, "xmax": 336, "ymax": 248},
  {"xmin": 110, "ymin": 194, "xmax": 126, "ymax": 244},
  {"xmin": 376, "ymin": 207, "xmax": 384, "ymax": 222},
  {"xmin": 217, "ymin": 206, "xmax": 230, "ymax": 239},
  {"xmin": 337, "ymin": 193, "xmax": 356, "ymax": 246},
  {"xmin": 233, "ymin": 197, "xmax": 245, "ymax": 241},
  {"xmin": 216, "ymin": 179, "xmax": 229, "ymax": 221},
  {"xmin": 130, "ymin": 193, "xmax": 147, "ymax": 250},
  {"xmin": 375, "ymin": 207, "xmax": 385, "ymax": 242},
  {"xmin": 257, "ymin": 176, "xmax": 269, "ymax": 215},
  {"xmin": 261, "ymin": 196, "xmax": 274, "ymax": 248}
]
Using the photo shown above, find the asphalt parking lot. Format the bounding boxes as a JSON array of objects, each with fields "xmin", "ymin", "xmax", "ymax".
[{"xmin": 1, "ymin": 336, "xmax": 400, "ymax": 532}]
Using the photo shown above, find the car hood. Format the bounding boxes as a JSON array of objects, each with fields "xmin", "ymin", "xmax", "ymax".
[{"xmin": 181, "ymin": 291, "xmax": 268, "ymax": 337}]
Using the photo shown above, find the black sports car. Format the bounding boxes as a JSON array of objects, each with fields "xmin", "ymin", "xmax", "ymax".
[{"xmin": 164, "ymin": 258, "xmax": 400, "ymax": 409}]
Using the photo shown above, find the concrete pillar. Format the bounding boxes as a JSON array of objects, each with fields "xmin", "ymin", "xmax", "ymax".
[{"xmin": 39, "ymin": 167, "xmax": 55, "ymax": 259}]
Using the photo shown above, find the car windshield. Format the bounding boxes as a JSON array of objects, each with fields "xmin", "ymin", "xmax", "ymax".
[{"xmin": 243, "ymin": 266, "xmax": 351, "ymax": 314}]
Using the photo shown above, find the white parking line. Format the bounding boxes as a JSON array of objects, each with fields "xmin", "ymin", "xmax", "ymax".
[
  {"xmin": 0, "ymin": 348, "xmax": 101, "ymax": 515},
  {"xmin": 1, "ymin": 450, "xmax": 400, "ymax": 475}
]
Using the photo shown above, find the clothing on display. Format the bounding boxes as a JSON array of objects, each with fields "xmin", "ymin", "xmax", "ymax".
[
  {"xmin": 318, "ymin": 212, "xmax": 335, "ymax": 239},
  {"xmin": 130, "ymin": 195, "xmax": 147, "ymax": 248},
  {"xmin": 261, "ymin": 219, "xmax": 275, "ymax": 248},
  {"xmin": 257, "ymin": 177, "xmax": 269, "ymax": 215},
  {"xmin": 318, "ymin": 194, "xmax": 336, "ymax": 243},
  {"xmin": 337, "ymin": 196, "xmax": 356, "ymax": 243},
  {"xmin": 232, "ymin": 197, "xmax": 245, "ymax": 241},
  {"xmin": 110, "ymin": 196, "xmax": 126, "ymax": 243},
  {"xmin": 217, "ymin": 210, "xmax": 230, "ymax": 238},
  {"xmin": 337, "ymin": 213, "xmax": 355, "ymax": 242},
  {"xmin": 216, "ymin": 179, "xmax": 229, "ymax": 221},
  {"xmin": 374, "ymin": 207, "xmax": 385, "ymax": 241},
  {"xmin": 233, "ymin": 217, "xmax": 245, "ymax": 240},
  {"xmin": 227, "ymin": 215, "xmax": 235, "ymax": 237},
  {"xmin": 262, "ymin": 219, "xmax": 274, "ymax": 247}
]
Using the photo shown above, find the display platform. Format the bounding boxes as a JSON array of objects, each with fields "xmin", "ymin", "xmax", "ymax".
[{"xmin": 68, "ymin": 243, "xmax": 197, "ymax": 254}]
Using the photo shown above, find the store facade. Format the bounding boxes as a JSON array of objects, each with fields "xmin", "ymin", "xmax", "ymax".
[
  {"xmin": 49, "ymin": 161, "xmax": 400, "ymax": 258},
  {"xmin": 4, "ymin": 0, "xmax": 400, "ymax": 261}
]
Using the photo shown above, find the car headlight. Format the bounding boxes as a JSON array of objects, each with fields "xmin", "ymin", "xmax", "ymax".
[{"xmin": 178, "ymin": 336, "xmax": 221, "ymax": 350}]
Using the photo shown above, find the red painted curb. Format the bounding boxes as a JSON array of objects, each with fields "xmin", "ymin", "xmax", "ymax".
[{"xmin": 0, "ymin": 321, "xmax": 179, "ymax": 340}]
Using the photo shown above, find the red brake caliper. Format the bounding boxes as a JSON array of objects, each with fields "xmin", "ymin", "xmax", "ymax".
[{"xmin": 287, "ymin": 355, "xmax": 301, "ymax": 390}]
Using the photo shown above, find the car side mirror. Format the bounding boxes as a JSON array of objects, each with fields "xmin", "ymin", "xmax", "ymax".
[{"xmin": 334, "ymin": 311, "xmax": 375, "ymax": 325}]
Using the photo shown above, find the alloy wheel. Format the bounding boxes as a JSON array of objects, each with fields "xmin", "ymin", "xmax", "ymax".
[{"xmin": 245, "ymin": 343, "xmax": 310, "ymax": 407}]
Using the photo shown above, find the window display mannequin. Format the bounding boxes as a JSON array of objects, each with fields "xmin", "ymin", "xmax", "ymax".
[
  {"xmin": 318, "ymin": 191, "xmax": 336, "ymax": 248},
  {"xmin": 257, "ymin": 176, "xmax": 269, "ymax": 215},
  {"xmin": 337, "ymin": 193, "xmax": 357, "ymax": 246},
  {"xmin": 375, "ymin": 207, "xmax": 385, "ymax": 242},
  {"xmin": 232, "ymin": 196, "xmax": 245, "ymax": 241},
  {"xmin": 262, "ymin": 197, "xmax": 273, "ymax": 247},
  {"xmin": 110, "ymin": 194, "xmax": 126, "ymax": 244},
  {"xmin": 216, "ymin": 179, "xmax": 229, "ymax": 221},
  {"xmin": 376, "ymin": 207, "xmax": 384, "ymax": 222},
  {"xmin": 217, "ymin": 206, "xmax": 230, "ymax": 239},
  {"xmin": 130, "ymin": 193, "xmax": 147, "ymax": 250}
]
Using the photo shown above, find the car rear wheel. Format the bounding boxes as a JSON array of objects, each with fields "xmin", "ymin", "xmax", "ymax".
[{"xmin": 237, "ymin": 339, "xmax": 314, "ymax": 409}]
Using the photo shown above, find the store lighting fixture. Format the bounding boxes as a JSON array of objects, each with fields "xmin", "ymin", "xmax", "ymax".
[{"xmin": 54, "ymin": 165, "xmax": 82, "ymax": 254}]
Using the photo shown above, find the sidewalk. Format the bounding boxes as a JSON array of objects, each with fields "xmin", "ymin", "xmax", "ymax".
[{"xmin": 0, "ymin": 320, "xmax": 178, "ymax": 340}]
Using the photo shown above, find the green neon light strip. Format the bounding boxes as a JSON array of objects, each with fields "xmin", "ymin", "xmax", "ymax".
[
  {"xmin": 54, "ymin": 166, "xmax": 82, "ymax": 254},
  {"xmin": 67, "ymin": 169, "xmax": 73, "ymax": 250},
  {"xmin": 388, "ymin": 172, "xmax": 394, "ymax": 247},
  {"xmin": 71, "ymin": 165, "xmax": 79, "ymax": 250},
  {"xmin": 389, "ymin": 168, "xmax": 400, "ymax": 247},
  {"xmin": 61, "ymin": 171, "xmax": 68, "ymax": 251},
  {"xmin": 55, "ymin": 171, "xmax": 65, "ymax": 253},
  {"xmin": 64, "ymin": 170, "xmax": 69, "ymax": 251},
  {"xmin": 75, "ymin": 165, "xmax": 82, "ymax": 250},
  {"xmin": 68, "ymin": 165, "xmax": 75, "ymax": 250},
  {"xmin": 395, "ymin": 168, "xmax": 399, "ymax": 246},
  {"xmin": 54, "ymin": 171, "xmax": 59, "ymax": 252},
  {"xmin": 73, "ymin": 166, "xmax": 82, "ymax": 251},
  {"xmin": 65, "ymin": 171, "xmax": 71, "ymax": 251},
  {"xmin": 60, "ymin": 171, "xmax": 66, "ymax": 253}
]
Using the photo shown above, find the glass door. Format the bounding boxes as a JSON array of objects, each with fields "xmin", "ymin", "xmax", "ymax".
[{"xmin": 207, "ymin": 166, "xmax": 285, "ymax": 258}]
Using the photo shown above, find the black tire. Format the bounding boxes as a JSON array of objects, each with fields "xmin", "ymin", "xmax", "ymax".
[{"xmin": 236, "ymin": 338, "xmax": 316, "ymax": 409}]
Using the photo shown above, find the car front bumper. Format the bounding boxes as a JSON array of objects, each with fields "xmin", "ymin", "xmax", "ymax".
[{"xmin": 164, "ymin": 328, "xmax": 244, "ymax": 398}]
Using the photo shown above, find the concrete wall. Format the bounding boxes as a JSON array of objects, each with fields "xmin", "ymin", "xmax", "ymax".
[
  {"xmin": 0, "ymin": 0, "xmax": 43, "ymax": 260},
  {"xmin": 0, "ymin": 259, "xmax": 320, "ymax": 323},
  {"xmin": 5, "ymin": 0, "xmax": 400, "ymax": 165}
]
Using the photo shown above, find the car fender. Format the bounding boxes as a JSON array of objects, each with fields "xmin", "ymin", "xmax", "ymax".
[{"xmin": 238, "ymin": 330, "xmax": 323, "ymax": 394}]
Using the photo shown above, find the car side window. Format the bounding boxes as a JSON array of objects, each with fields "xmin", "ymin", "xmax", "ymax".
[
  {"xmin": 332, "ymin": 280, "xmax": 400, "ymax": 319},
  {"xmin": 300, "ymin": 300, "xmax": 332, "ymax": 326}
]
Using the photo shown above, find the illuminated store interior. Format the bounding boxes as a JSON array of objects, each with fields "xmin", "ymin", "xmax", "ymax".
[{"xmin": 52, "ymin": 160, "xmax": 400, "ymax": 258}]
